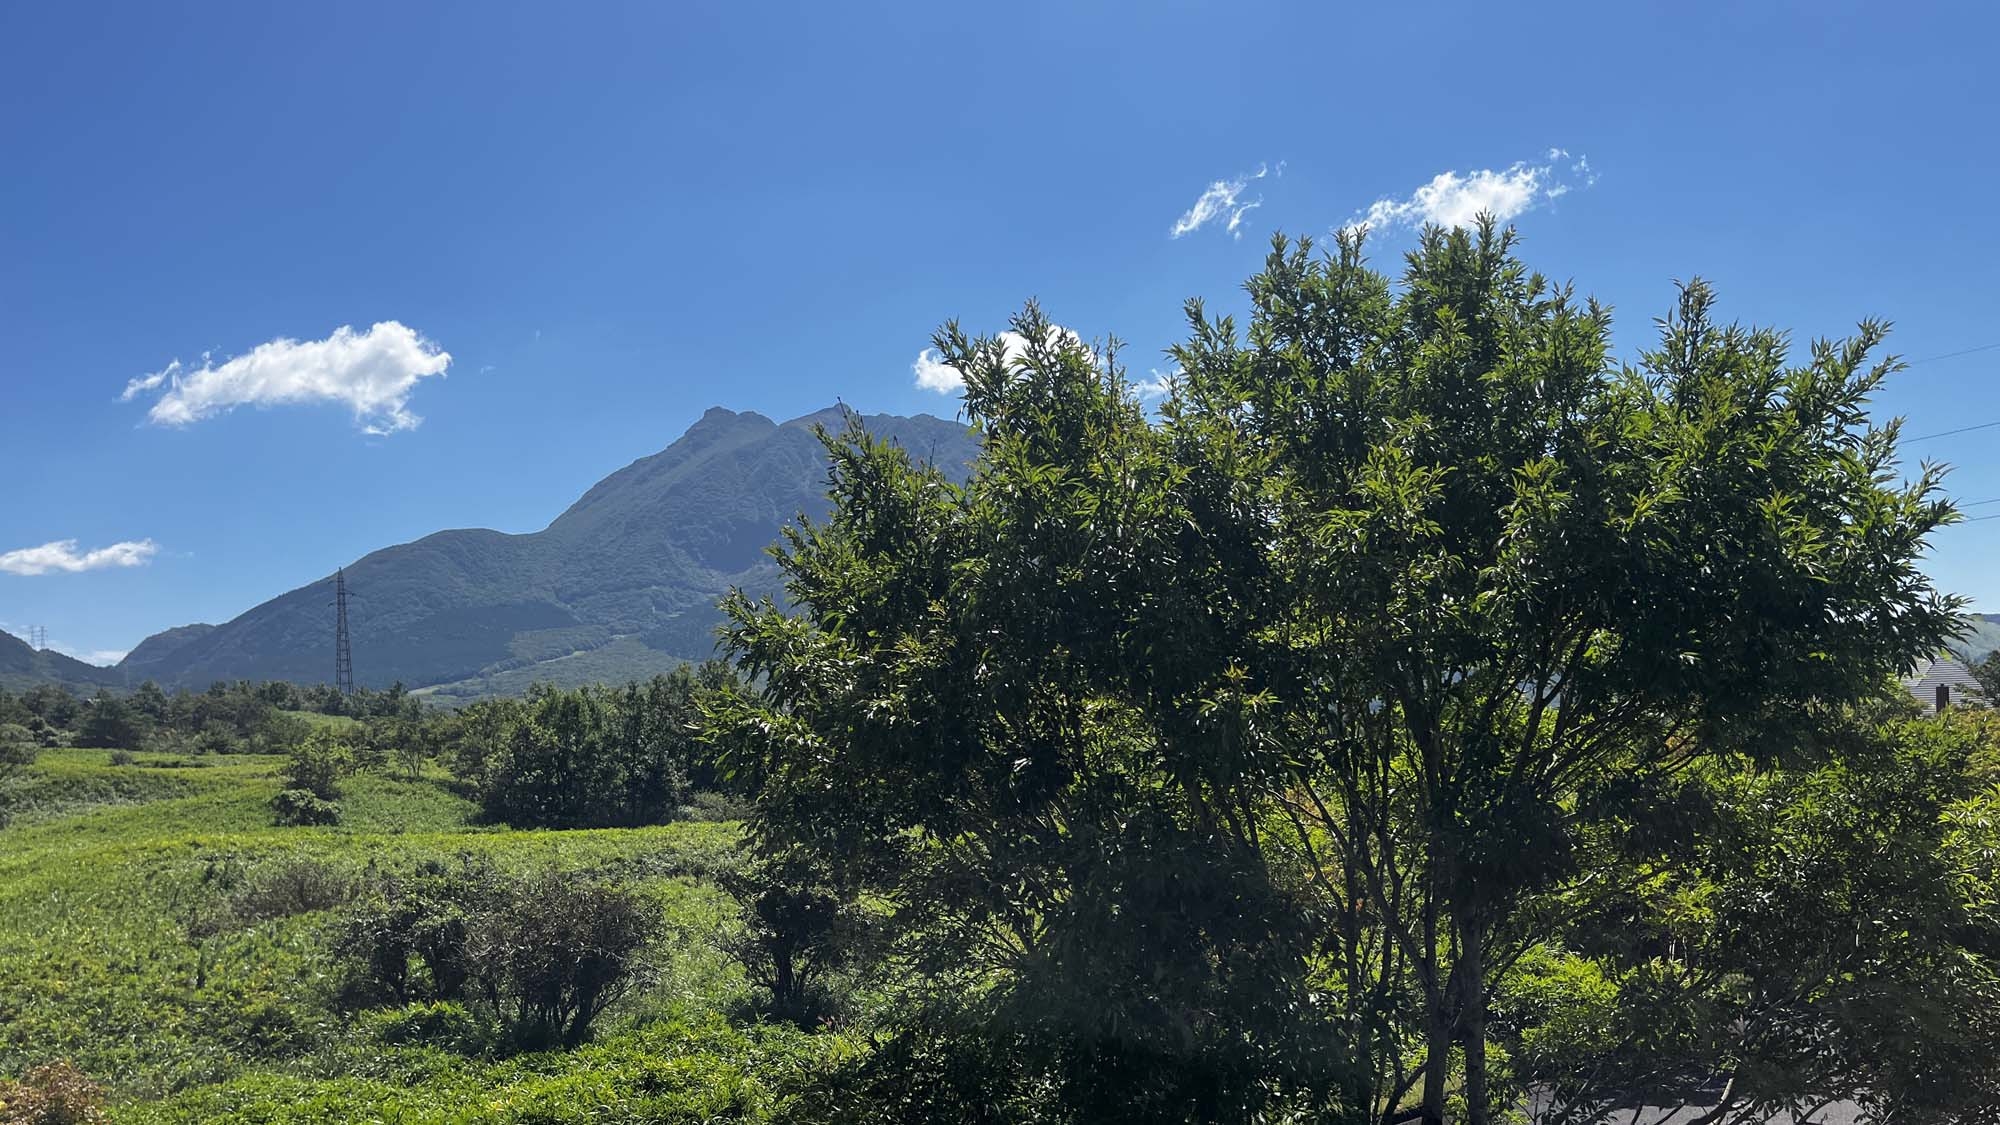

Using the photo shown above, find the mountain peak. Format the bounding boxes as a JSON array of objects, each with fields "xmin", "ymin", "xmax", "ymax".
[{"xmin": 115, "ymin": 407, "xmax": 982, "ymax": 694}]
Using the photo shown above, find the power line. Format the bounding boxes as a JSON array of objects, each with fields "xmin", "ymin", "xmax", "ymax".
[
  {"xmin": 1909, "ymin": 420, "xmax": 2000, "ymax": 444},
  {"xmin": 1905, "ymin": 341, "xmax": 2000, "ymax": 367},
  {"xmin": 1883, "ymin": 341, "xmax": 2000, "ymax": 442}
]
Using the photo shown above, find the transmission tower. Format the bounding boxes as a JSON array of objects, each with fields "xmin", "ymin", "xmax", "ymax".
[
  {"xmin": 332, "ymin": 568, "xmax": 354, "ymax": 695},
  {"xmin": 29, "ymin": 625, "xmax": 47, "ymax": 650}
]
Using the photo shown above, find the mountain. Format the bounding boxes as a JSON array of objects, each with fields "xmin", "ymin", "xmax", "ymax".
[
  {"xmin": 116, "ymin": 624, "xmax": 218, "ymax": 679},
  {"xmin": 0, "ymin": 630, "xmax": 122, "ymax": 692},
  {"xmin": 1949, "ymin": 613, "xmax": 2000, "ymax": 665},
  {"xmin": 120, "ymin": 407, "xmax": 978, "ymax": 692}
]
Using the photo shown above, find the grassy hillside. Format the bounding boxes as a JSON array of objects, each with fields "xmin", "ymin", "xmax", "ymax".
[{"xmin": 0, "ymin": 748, "xmax": 845, "ymax": 1123}]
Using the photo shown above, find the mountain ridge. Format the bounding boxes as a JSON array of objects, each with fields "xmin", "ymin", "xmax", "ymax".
[{"xmin": 115, "ymin": 406, "xmax": 976, "ymax": 692}]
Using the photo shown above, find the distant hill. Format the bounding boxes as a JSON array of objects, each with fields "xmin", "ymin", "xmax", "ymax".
[
  {"xmin": 116, "ymin": 624, "xmax": 218, "ymax": 680},
  {"xmin": 119, "ymin": 407, "xmax": 978, "ymax": 692},
  {"xmin": 1949, "ymin": 613, "xmax": 2000, "ymax": 665},
  {"xmin": 0, "ymin": 629, "xmax": 122, "ymax": 692}
]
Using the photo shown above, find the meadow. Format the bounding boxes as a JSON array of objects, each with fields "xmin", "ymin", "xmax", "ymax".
[{"xmin": 0, "ymin": 745, "xmax": 847, "ymax": 1123}]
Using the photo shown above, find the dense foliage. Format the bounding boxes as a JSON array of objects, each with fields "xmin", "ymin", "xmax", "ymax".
[
  {"xmin": 446, "ymin": 663, "xmax": 740, "ymax": 828},
  {"xmin": 715, "ymin": 224, "xmax": 1996, "ymax": 1123}
]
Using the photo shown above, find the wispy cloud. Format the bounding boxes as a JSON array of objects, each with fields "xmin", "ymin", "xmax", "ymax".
[
  {"xmin": 912, "ymin": 327, "xmax": 1089, "ymax": 394},
  {"xmin": 0, "ymin": 539, "xmax": 158, "ymax": 576},
  {"xmin": 50, "ymin": 643, "xmax": 128, "ymax": 666},
  {"xmin": 1171, "ymin": 163, "xmax": 1279, "ymax": 240},
  {"xmin": 122, "ymin": 321, "xmax": 452, "ymax": 435},
  {"xmin": 1343, "ymin": 150, "xmax": 1594, "ymax": 236}
]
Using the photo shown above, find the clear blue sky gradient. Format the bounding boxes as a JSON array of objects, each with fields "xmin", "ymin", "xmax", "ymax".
[{"xmin": 4, "ymin": 1, "xmax": 1998, "ymax": 661}]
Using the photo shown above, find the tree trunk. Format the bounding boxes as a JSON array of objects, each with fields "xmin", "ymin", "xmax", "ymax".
[
  {"xmin": 1461, "ymin": 922, "xmax": 1489, "ymax": 1125},
  {"xmin": 1420, "ymin": 993, "xmax": 1453, "ymax": 1125},
  {"xmin": 773, "ymin": 944, "xmax": 796, "ymax": 1017}
]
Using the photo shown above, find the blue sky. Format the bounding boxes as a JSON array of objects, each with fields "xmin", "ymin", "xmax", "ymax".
[{"xmin": 4, "ymin": 0, "xmax": 1999, "ymax": 663}]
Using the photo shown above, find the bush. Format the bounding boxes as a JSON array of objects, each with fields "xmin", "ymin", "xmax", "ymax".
[
  {"xmin": 682, "ymin": 790, "xmax": 753, "ymax": 823},
  {"xmin": 0, "ymin": 1060, "xmax": 107, "ymax": 1125},
  {"xmin": 106, "ymin": 749, "xmax": 135, "ymax": 768},
  {"xmin": 0, "ymin": 724, "xmax": 40, "ymax": 776},
  {"xmin": 357, "ymin": 1000, "xmax": 491, "ymax": 1053},
  {"xmin": 281, "ymin": 728, "xmax": 354, "ymax": 799},
  {"xmin": 334, "ymin": 857, "xmax": 495, "ymax": 1008},
  {"xmin": 473, "ymin": 871, "xmax": 657, "ymax": 1047},
  {"xmin": 333, "ymin": 863, "xmax": 656, "ymax": 1047},
  {"xmin": 271, "ymin": 788, "xmax": 342, "ymax": 827},
  {"xmin": 235, "ymin": 856, "xmax": 356, "ymax": 920},
  {"xmin": 0, "ymin": 724, "xmax": 36, "ymax": 827}
]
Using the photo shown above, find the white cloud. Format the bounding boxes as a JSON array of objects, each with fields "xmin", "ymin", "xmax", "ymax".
[
  {"xmin": 0, "ymin": 539, "xmax": 158, "ymax": 576},
  {"xmin": 50, "ymin": 643, "xmax": 128, "ymax": 666},
  {"xmin": 122, "ymin": 321, "xmax": 451, "ymax": 434},
  {"xmin": 1343, "ymin": 151, "xmax": 1594, "ymax": 236},
  {"xmin": 1131, "ymin": 368, "xmax": 1177, "ymax": 401},
  {"xmin": 912, "ymin": 327, "xmax": 1090, "ymax": 394},
  {"xmin": 1172, "ymin": 163, "xmax": 1276, "ymax": 240}
]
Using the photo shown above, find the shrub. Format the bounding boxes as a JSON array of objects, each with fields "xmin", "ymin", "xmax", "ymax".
[
  {"xmin": 334, "ymin": 858, "xmax": 495, "ymax": 1008},
  {"xmin": 682, "ymin": 790, "xmax": 753, "ymax": 823},
  {"xmin": 720, "ymin": 858, "xmax": 869, "ymax": 1025},
  {"xmin": 234, "ymin": 856, "xmax": 356, "ymax": 920},
  {"xmin": 0, "ymin": 724, "xmax": 40, "ymax": 776},
  {"xmin": 106, "ymin": 749, "xmax": 135, "ymax": 768},
  {"xmin": 473, "ymin": 871, "xmax": 657, "ymax": 1046},
  {"xmin": 0, "ymin": 1060, "xmax": 107, "ymax": 1125},
  {"xmin": 333, "ymin": 863, "xmax": 656, "ymax": 1047},
  {"xmin": 357, "ymin": 1000, "xmax": 491, "ymax": 1053},
  {"xmin": 0, "ymin": 724, "xmax": 35, "ymax": 827},
  {"xmin": 271, "ymin": 788, "xmax": 341, "ymax": 827},
  {"xmin": 281, "ymin": 728, "xmax": 354, "ymax": 799}
]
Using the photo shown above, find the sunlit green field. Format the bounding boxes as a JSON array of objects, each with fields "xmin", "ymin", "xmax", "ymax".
[{"xmin": 0, "ymin": 749, "xmax": 845, "ymax": 1123}]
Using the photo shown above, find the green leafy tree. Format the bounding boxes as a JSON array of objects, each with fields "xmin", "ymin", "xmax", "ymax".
[
  {"xmin": 481, "ymin": 685, "xmax": 620, "ymax": 828},
  {"xmin": 1971, "ymin": 651, "xmax": 2000, "ymax": 706},
  {"xmin": 719, "ymin": 852, "xmax": 871, "ymax": 1025},
  {"xmin": 720, "ymin": 223, "xmax": 1963, "ymax": 1123},
  {"xmin": 251, "ymin": 710, "xmax": 314, "ymax": 756},
  {"xmin": 1502, "ymin": 712, "xmax": 2000, "ymax": 1124},
  {"xmin": 281, "ymin": 727, "xmax": 355, "ymax": 800},
  {"xmin": 76, "ymin": 691, "xmax": 145, "ymax": 750}
]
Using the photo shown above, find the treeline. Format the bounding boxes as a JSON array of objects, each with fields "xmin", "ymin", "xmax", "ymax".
[
  {"xmin": 257, "ymin": 662, "xmax": 744, "ymax": 829},
  {"xmin": 0, "ymin": 678, "xmax": 420, "ymax": 755}
]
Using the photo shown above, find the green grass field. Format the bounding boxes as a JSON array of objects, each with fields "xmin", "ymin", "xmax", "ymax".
[{"xmin": 0, "ymin": 748, "xmax": 845, "ymax": 1123}]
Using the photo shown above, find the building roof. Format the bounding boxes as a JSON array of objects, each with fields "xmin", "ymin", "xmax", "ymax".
[{"xmin": 1903, "ymin": 653, "xmax": 1984, "ymax": 714}]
